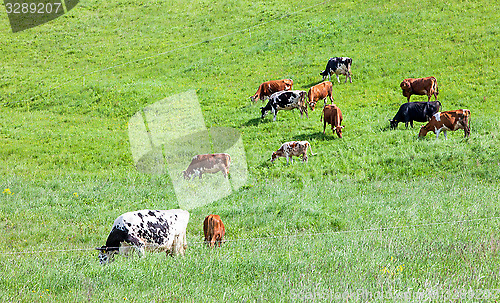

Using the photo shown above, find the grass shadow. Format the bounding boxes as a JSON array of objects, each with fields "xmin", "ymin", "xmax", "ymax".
[
  {"xmin": 243, "ymin": 117, "xmax": 270, "ymax": 126},
  {"xmin": 292, "ymin": 132, "xmax": 338, "ymax": 142},
  {"xmin": 301, "ymin": 80, "xmax": 323, "ymax": 89}
]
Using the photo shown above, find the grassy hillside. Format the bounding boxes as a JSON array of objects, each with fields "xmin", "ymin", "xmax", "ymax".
[{"xmin": 1, "ymin": 0, "xmax": 499, "ymax": 301}]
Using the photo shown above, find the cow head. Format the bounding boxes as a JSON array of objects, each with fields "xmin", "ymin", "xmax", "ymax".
[
  {"xmin": 250, "ymin": 96, "xmax": 257, "ymax": 102},
  {"xmin": 308, "ymin": 100, "xmax": 317, "ymax": 111},
  {"xmin": 335, "ymin": 125, "xmax": 345, "ymax": 138},
  {"xmin": 270, "ymin": 152, "xmax": 278, "ymax": 163},
  {"xmin": 260, "ymin": 107, "xmax": 269, "ymax": 119},
  {"xmin": 389, "ymin": 119, "xmax": 399, "ymax": 129},
  {"xmin": 400, "ymin": 80, "xmax": 411, "ymax": 97},
  {"xmin": 95, "ymin": 246, "xmax": 117, "ymax": 265},
  {"xmin": 284, "ymin": 79, "xmax": 293, "ymax": 90},
  {"xmin": 418, "ymin": 125, "xmax": 429, "ymax": 138},
  {"xmin": 320, "ymin": 70, "xmax": 329, "ymax": 81},
  {"xmin": 182, "ymin": 170, "xmax": 192, "ymax": 180}
]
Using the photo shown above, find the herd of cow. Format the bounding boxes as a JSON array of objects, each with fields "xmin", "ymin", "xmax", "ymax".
[{"xmin": 96, "ymin": 57, "xmax": 472, "ymax": 264}]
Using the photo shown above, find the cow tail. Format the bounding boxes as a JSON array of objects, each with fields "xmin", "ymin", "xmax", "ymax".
[
  {"xmin": 433, "ymin": 77, "xmax": 439, "ymax": 95},
  {"xmin": 308, "ymin": 143, "xmax": 316, "ymax": 156}
]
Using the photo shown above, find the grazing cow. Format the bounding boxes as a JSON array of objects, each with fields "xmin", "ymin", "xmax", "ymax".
[
  {"xmin": 260, "ymin": 90, "xmax": 308, "ymax": 121},
  {"xmin": 271, "ymin": 141, "xmax": 315, "ymax": 164},
  {"xmin": 250, "ymin": 79, "xmax": 293, "ymax": 102},
  {"xmin": 400, "ymin": 77, "xmax": 439, "ymax": 102},
  {"xmin": 390, "ymin": 101, "xmax": 442, "ymax": 129},
  {"xmin": 203, "ymin": 214, "xmax": 225, "ymax": 248},
  {"xmin": 418, "ymin": 109, "xmax": 471, "ymax": 139},
  {"xmin": 96, "ymin": 209, "xmax": 189, "ymax": 264},
  {"xmin": 307, "ymin": 81, "xmax": 334, "ymax": 111},
  {"xmin": 182, "ymin": 153, "xmax": 231, "ymax": 180},
  {"xmin": 320, "ymin": 57, "xmax": 352, "ymax": 83},
  {"xmin": 321, "ymin": 104, "xmax": 344, "ymax": 138}
]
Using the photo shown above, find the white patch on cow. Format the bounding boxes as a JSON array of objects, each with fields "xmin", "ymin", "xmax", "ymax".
[{"xmin": 433, "ymin": 112, "xmax": 441, "ymax": 121}]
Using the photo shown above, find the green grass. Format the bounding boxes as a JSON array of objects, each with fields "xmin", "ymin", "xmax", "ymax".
[{"xmin": 1, "ymin": 0, "xmax": 500, "ymax": 301}]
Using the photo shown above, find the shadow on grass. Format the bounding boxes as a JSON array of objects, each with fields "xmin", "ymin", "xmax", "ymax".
[
  {"xmin": 292, "ymin": 132, "xmax": 339, "ymax": 142},
  {"xmin": 301, "ymin": 80, "xmax": 323, "ymax": 89},
  {"xmin": 243, "ymin": 117, "xmax": 269, "ymax": 126}
]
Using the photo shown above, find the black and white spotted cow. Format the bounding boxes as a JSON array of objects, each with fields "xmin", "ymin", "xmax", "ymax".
[
  {"xmin": 96, "ymin": 209, "xmax": 189, "ymax": 264},
  {"xmin": 260, "ymin": 90, "xmax": 308, "ymax": 121},
  {"xmin": 320, "ymin": 57, "xmax": 352, "ymax": 83}
]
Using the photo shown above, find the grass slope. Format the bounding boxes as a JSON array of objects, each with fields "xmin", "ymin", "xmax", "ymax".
[{"xmin": 1, "ymin": 0, "xmax": 499, "ymax": 301}]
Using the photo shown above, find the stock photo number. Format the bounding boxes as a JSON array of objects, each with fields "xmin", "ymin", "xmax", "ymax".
[
  {"xmin": 3, "ymin": 0, "xmax": 79, "ymax": 32},
  {"xmin": 5, "ymin": 2, "xmax": 63, "ymax": 14}
]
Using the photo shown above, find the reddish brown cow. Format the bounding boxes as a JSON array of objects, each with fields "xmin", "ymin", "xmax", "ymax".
[
  {"xmin": 400, "ymin": 77, "xmax": 439, "ymax": 102},
  {"xmin": 418, "ymin": 109, "xmax": 471, "ymax": 139},
  {"xmin": 182, "ymin": 153, "xmax": 230, "ymax": 180},
  {"xmin": 203, "ymin": 214, "xmax": 225, "ymax": 248},
  {"xmin": 307, "ymin": 81, "xmax": 333, "ymax": 111},
  {"xmin": 321, "ymin": 104, "xmax": 344, "ymax": 138},
  {"xmin": 250, "ymin": 79, "xmax": 293, "ymax": 102}
]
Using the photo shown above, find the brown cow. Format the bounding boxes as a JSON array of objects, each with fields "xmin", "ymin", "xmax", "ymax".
[
  {"xmin": 307, "ymin": 81, "xmax": 333, "ymax": 111},
  {"xmin": 182, "ymin": 153, "xmax": 230, "ymax": 180},
  {"xmin": 400, "ymin": 77, "xmax": 439, "ymax": 102},
  {"xmin": 250, "ymin": 79, "xmax": 293, "ymax": 102},
  {"xmin": 203, "ymin": 214, "xmax": 225, "ymax": 248},
  {"xmin": 418, "ymin": 109, "xmax": 471, "ymax": 139},
  {"xmin": 271, "ymin": 141, "xmax": 315, "ymax": 164},
  {"xmin": 321, "ymin": 104, "xmax": 344, "ymax": 138}
]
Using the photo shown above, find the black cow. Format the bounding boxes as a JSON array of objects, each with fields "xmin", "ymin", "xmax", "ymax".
[
  {"xmin": 320, "ymin": 57, "xmax": 352, "ymax": 83},
  {"xmin": 260, "ymin": 90, "xmax": 308, "ymax": 121},
  {"xmin": 390, "ymin": 101, "xmax": 442, "ymax": 129}
]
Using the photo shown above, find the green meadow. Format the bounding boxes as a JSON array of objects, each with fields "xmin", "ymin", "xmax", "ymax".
[{"xmin": 1, "ymin": 0, "xmax": 499, "ymax": 301}]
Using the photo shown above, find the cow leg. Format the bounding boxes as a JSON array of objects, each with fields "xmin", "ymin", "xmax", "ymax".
[
  {"xmin": 336, "ymin": 74, "xmax": 340, "ymax": 84},
  {"xmin": 410, "ymin": 120, "xmax": 414, "ymax": 128},
  {"xmin": 323, "ymin": 118, "xmax": 327, "ymax": 135},
  {"xmin": 272, "ymin": 108, "xmax": 277, "ymax": 122},
  {"xmin": 285, "ymin": 154, "xmax": 290, "ymax": 165},
  {"xmin": 302, "ymin": 153, "xmax": 308, "ymax": 163},
  {"xmin": 435, "ymin": 129, "xmax": 442, "ymax": 139},
  {"xmin": 126, "ymin": 235, "xmax": 145, "ymax": 258},
  {"xmin": 405, "ymin": 121, "xmax": 409, "ymax": 129}
]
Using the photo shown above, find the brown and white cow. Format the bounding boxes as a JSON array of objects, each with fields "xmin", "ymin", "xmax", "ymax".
[
  {"xmin": 418, "ymin": 109, "xmax": 471, "ymax": 139},
  {"xmin": 271, "ymin": 141, "xmax": 315, "ymax": 164},
  {"xmin": 307, "ymin": 81, "xmax": 334, "ymax": 111},
  {"xmin": 203, "ymin": 214, "xmax": 225, "ymax": 248},
  {"xmin": 182, "ymin": 153, "xmax": 231, "ymax": 180},
  {"xmin": 321, "ymin": 104, "xmax": 344, "ymax": 138},
  {"xmin": 250, "ymin": 79, "xmax": 293, "ymax": 102},
  {"xmin": 400, "ymin": 77, "xmax": 439, "ymax": 102}
]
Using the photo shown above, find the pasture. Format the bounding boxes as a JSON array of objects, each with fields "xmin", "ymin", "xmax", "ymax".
[{"xmin": 1, "ymin": 0, "xmax": 500, "ymax": 301}]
